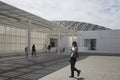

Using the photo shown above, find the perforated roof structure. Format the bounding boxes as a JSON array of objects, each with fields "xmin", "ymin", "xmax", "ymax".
[{"xmin": 0, "ymin": 1, "xmax": 80, "ymax": 36}]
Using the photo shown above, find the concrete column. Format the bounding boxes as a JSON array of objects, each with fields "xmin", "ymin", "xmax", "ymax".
[
  {"xmin": 48, "ymin": 30, "xmax": 51, "ymax": 45},
  {"xmin": 72, "ymin": 34, "xmax": 74, "ymax": 42},
  {"xmin": 27, "ymin": 19, "xmax": 31, "ymax": 59},
  {"xmin": 57, "ymin": 31, "xmax": 60, "ymax": 54},
  {"xmin": 47, "ymin": 30, "xmax": 51, "ymax": 48}
]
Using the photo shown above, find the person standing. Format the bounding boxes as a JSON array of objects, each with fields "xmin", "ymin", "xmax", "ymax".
[
  {"xmin": 32, "ymin": 44, "xmax": 36, "ymax": 56},
  {"xmin": 47, "ymin": 44, "xmax": 51, "ymax": 53},
  {"xmin": 25, "ymin": 46, "xmax": 28, "ymax": 56},
  {"xmin": 69, "ymin": 41, "xmax": 81, "ymax": 78}
]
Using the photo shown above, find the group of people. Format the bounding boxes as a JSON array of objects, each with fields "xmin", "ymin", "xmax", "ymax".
[
  {"xmin": 25, "ymin": 41, "xmax": 81, "ymax": 78},
  {"xmin": 25, "ymin": 44, "xmax": 36, "ymax": 57},
  {"xmin": 25, "ymin": 44, "xmax": 51, "ymax": 56}
]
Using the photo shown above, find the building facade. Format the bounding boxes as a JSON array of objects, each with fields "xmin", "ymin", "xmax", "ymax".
[{"xmin": 78, "ymin": 30, "xmax": 120, "ymax": 53}]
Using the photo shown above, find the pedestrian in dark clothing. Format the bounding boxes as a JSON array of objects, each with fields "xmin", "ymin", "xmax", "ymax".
[
  {"xmin": 32, "ymin": 44, "xmax": 36, "ymax": 56},
  {"xmin": 25, "ymin": 46, "xmax": 28, "ymax": 56},
  {"xmin": 47, "ymin": 44, "xmax": 51, "ymax": 53},
  {"xmin": 69, "ymin": 41, "xmax": 81, "ymax": 78}
]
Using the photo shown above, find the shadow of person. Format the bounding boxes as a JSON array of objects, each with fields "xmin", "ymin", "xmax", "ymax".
[{"xmin": 75, "ymin": 77, "xmax": 85, "ymax": 80}]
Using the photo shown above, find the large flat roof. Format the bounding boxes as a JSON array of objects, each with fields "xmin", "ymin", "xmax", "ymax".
[{"xmin": 0, "ymin": 1, "xmax": 80, "ymax": 36}]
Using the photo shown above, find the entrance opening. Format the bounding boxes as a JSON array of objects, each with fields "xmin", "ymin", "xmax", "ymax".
[
  {"xmin": 50, "ymin": 38, "xmax": 57, "ymax": 47},
  {"xmin": 84, "ymin": 39, "xmax": 96, "ymax": 50},
  {"xmin": 50, "ymin": 38, "xmax": 57, "ymax": 52}
]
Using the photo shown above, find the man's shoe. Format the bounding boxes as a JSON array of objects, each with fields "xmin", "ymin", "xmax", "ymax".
[
  {"xmin": 69, "ymin": 76, "xmax": 74, "ymax": 78},
  {"xmin": 77, "ymin": 70, "xmax": 81, "ymax": 76}
]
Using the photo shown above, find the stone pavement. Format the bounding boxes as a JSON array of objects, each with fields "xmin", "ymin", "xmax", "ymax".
[
  {"xmin": 0, "ymin": 53, "xmax": 71, "ymax": 80},
  {"xmin": 39, "ymin": 56, "xmax": 120, "ymax": 80}
]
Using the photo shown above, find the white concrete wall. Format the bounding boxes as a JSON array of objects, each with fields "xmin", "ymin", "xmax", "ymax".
[
  {"xmin": 60, "ymin": 30, "xmax": 120, "ymax": 54},
  {"xmin": 59, "ymin": 36, "xmax": 81, "ymax": 54},
  {"xmin": 79, "ymin": 30, "xmax": 120, "ymax": 53},
  {"xmin": 59, "ymin": 36, "xmax": 72, "ymax": 54}
]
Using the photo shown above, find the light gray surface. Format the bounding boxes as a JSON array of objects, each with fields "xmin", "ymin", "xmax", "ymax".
[{"xmin": 39, "ymin": 56, "xmax": 120, "ymax": 80}]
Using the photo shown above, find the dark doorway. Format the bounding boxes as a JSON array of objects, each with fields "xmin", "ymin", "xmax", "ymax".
[
  {"xmin": 84, "ymin": 39, "xmax": 96, "ymax": 50},
  {"xmin": 50, "ymin": 38, "xmax": 57, "ymax": 47},
  {"xmin": 90, "ymin": 39, "xmax": 96, "ymax": 50}
]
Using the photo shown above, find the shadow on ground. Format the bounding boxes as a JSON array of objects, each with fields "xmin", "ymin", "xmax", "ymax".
[{"xmin": 75, "ymin": 77, "xmax": 85, "ymax": 80}]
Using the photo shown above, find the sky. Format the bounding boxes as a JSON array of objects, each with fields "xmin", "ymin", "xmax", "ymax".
[{"xmin": 0, "ymin": 0, "xmax": 120, "ymax": 29}]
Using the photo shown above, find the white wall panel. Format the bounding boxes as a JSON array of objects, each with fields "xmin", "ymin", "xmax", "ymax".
[
  {"xmin": 6, "ymin": 27, "xmax": 11, "ymax": 35},
  {"xmin": 0, "ymin": 35, "xmax": 5, "ymax": 42},
  {"xmin": 0, "ymin": 43, "xmax": 5, "ymax": 51},
  {"xmin": 6, "ymin": 35, "xmax": 11, "ymax": 43},
  {"xmin": 80, "ymin": 30, "xmax": 120, "ymax": 53},
  {"xmin": 0, "ymin": 24, "xmax": 48, "ymax": 53},
  {"xmin": 0, "ymin": 26, "xmax": 5, "ymax": 34}
]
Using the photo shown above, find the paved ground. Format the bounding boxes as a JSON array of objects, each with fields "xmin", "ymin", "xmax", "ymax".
[
  {"xmin": 39, "ymin": 56, "xmax": 120, "ymax": 80},
  {"xmin": 0, "ymin": 53, "xmax": 120, "ymax": 80},
  {"xmin": 0, "ymin": 53, "xmax": 71, "ymax": 80}
]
